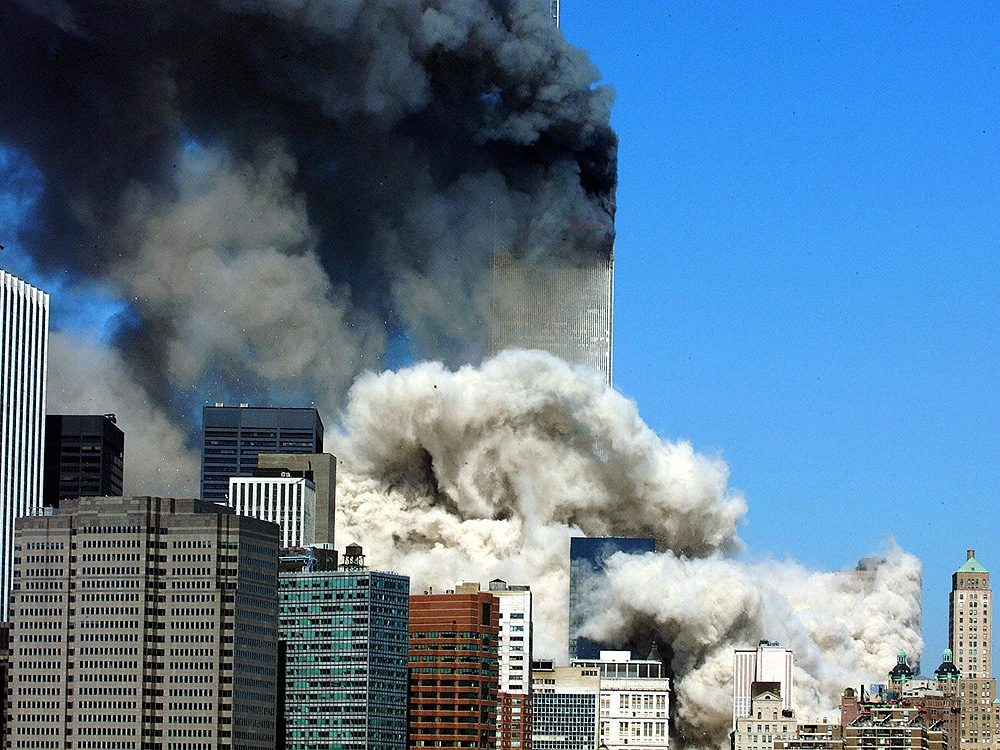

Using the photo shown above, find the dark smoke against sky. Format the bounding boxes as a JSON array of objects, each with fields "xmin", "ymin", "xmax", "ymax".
[{"xmin": 2, "ymin": 0, "xmax": 615, "ymax": 418}]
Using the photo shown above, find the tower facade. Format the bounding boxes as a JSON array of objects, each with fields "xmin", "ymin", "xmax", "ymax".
[
  {"xmin": 201, "ymin": 405, "xmax": 324, "ymax": 503},
  {"xmin": 530, "ymin": 662, "xmax": 600, "ymax": 750},
  {"xmin": 43, "ymin": 413, "xmax": 124, "ymax": 508},
  {"xmin": 732, "ymin": 641, "xmax": 794, "ymax": 728},
  {"xmin": 258, "ymin": 452, "xmax": 336, "ymax": 546},
  {"xmin": 489, "ymin": 580, "xmax": 534, "ymax": 750},
  {"xmin": 7, "ymin": 495, "xmax": 281, "ymax": 750},
  {"xmin": 279, "ymin": 545, "xmax": 410, "ymax": 750},
  {"xmin": 230, "ymin": 473, "xmax": 317, "ymax": 548},
  {"xmin": 0, "ymin": 269, "xmax": 48, "ymax": 621}
]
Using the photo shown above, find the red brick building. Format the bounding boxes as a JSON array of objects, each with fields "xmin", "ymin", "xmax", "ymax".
[{"xmin": 409, "ymin": 588, "xmax": 501, "ymax": 749}]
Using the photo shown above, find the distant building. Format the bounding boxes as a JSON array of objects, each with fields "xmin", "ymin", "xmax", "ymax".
[
  {"xmin": 569, "ymin": 537, "xmax": 655, "ymax": 660},
  {"xmin": 409, "ymin": 585, "xmax": 500, "ymax": 749},
  {"xmin": 842, "ymin": 704, "xmax": 946, "ymax": 750},
  {"xmin": 774, "ymin": 723, "xmax": 843, "ymax": 750},
  {"xmin": 201, "ymin": 404, "xmax": 324, "ymax": 502},
  {"xmin": 43, "ymin": 413, "xmax": 124, "ymax": 507},
  {"xmin": 733, "ymin": 687, "xmax": 797, "ymax": 750},
  {"xmin": 7, "ymin": 495, "xmax": 281, "ymax": 749},
  {"xmin": 279, "ymin": 544, "xmax": 410, "ymax": 750},
  {"xmin": 0, "ymin": 269, "xmax": 48, "ymax": 621},
  {"xmin": 531, "ymin": 660, "xmax": 601, "ymax": 750},
  {"xmin": 230, "ymin": 472, "xmax": 317, "ymax": 548},
  {"xmin": 489, "ymin": 579, "xmax": 534, "ymax": 750},
  {"xmin": 258, "ymin": 452, "xmax": 336, "ymax": 545},
  {"xmin": 733, "ymin": 641, "xmax": 794, "ymax": 728},
  {"xmin": 571, "ymin": 649, "xmax": 670, "ymax": 750}
]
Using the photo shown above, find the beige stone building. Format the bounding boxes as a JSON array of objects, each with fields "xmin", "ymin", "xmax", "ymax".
[{"xmin": 6, "ymin": 495, "xmax": 280, "ymax": 750}]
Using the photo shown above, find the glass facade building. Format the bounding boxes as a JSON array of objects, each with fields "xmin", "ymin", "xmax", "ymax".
[
  {"xmin": 279, "ymin": 559, "xmax": 410, "ymax": 750},
  {"xmin": 43, "ymin": 413, "xmax": 125, "ymax": 508}
]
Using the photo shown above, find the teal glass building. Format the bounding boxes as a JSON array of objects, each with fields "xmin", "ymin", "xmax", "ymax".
[{"xmin": 279, "ymin": 550, "xmax": 410, "ymax": 750}]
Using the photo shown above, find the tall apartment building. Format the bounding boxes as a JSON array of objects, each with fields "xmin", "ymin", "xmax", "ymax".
[
  {"xmin": 200, "ymin": 405, "xmax": 324, "ymax": 503},
  {"xmin": 408, "ymin": 586, "xmax": 500, "ymax": 749},
  {"xmin": 0, "ymin": 269, "xmax": 48, "ymax": 622},
  {"xmin": 487, "ymin": 254, "xmax": 614, "ymax": 386},
  {"xmin": 733, "ymin": 641, "xmax": 794, "ymax": 728},
  {"xmin": 43, "ymin": 414, "xmax": 125, "ymax": 508},
  {"xmin": 843, "ymin": 704, "xmax": 947, "ymax": 750},
  {"xmin": 571, "ymin": 649, "xmax": 670, "ymax": 750},
  {"xmin": 258, "ymin": 452, "xmax": 336, "ymax": 546},
  {"xmin": 6, "ymin": 495, "xmax": 280, "ymax": 750},
  {"xmin": 489, "ymin": 580, "xmax": 533, "ymax": 750},
  {"xmin": 569, "ymin": 537, "xmax": 655, "ymax": 661},
  {"xmin": 948, "ymin": 550, "xmax": 1000, "ymax": 750},
  {"xmin": 279, "ymin": 544, "xmax": 410, "ymax": 750},
  {"xmin": 230, "ymin": 472, "xmax": 317, "ymax": 548},
  {"xmin": 530, "ymin": 660, "xmax": 600, "ymax": 750}
]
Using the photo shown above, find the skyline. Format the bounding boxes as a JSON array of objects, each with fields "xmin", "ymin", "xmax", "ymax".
[{"xmin": 561, "ymin": 1, "xmax": 1000, "ymax": 665}]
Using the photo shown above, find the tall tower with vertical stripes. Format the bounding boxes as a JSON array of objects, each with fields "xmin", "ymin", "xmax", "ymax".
[{"xmin": 0, "ymin": 268, "xmax": 48, "ymax": 620}]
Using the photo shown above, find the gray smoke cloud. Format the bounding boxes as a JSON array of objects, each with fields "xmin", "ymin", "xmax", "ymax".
[
  {"xmin": 3, "ymin": 0, "xmax": 615, "ymax": 416},
  {"xmin": 331, "ymin": 351, "xmax": 923, "ymax": 750}
]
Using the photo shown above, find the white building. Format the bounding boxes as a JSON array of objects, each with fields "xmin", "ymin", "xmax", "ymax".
[
  {"xmin": 0, "ymin": 269, "xmax": 48, "ymax": 620},
  {"xmin": 573, "ymin": 649, "xmax": 670, "ymax": 750},
  {"xmin": 229, "ymin": 473, "xmax": 317, "ymax": 548},
  {"xmin": 733, "ymin": 641, "xmax": 794, "ymax": 728},
  {"xmin": 532, "ymin": 660, "xmax": 601, "ymax": 750}
]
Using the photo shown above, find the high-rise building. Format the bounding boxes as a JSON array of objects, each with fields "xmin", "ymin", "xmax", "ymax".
[
  {"xmin": 489, "ymin": 579, "xmax": 534, "ymax": 750},
  {"xmin": 43, "ymin": 413, "xmax": 124, "ymax": 508},
  {"xmin": 570, "ymin": 649, "xmax": 670, "ymax": 750},
  {"xmin": 230, "ymin": 472, "xmax": 317, "ymax": 548},
  {"xmin": 569, "ymin": 537, "xmax": 655, "ymax": 660},
  {"xmin": 549, "ymin": 0, "xmax": 559, "ymax": 27},
  {"xmin": 201, "ymin": 404, "xmax": 324, "ymax": 503},
  {"xmin": 733, "ymin": 641, "xmax": 794, "ymax": 728},
  {"xmin": 7, "ymin": 495, "xmax": 281, "ymax": 750},
  {"xmin": 409, "ymin": 586, "xmax": 500, "ymax": 749},
  {"xmin": 0, "ymin": 269, "xmax": 48, "ymax": 621},
  {"xmin": 487, "ymin": 254, "xmax": 614, "ymax": 385},
  {"xmin": 947, "ymin": 550, "xmax": 1000, "ymax": 750},
  {"xmin": 258, "ymin": 452, "xmax": 336, "ymax": 546},
  {"xmin": 279, "ymin": 544, "xmax": 410, "ymax": 750},
  {"xmin": 530, "ymin": 660, "xmax": 600, "ymax": 750}
]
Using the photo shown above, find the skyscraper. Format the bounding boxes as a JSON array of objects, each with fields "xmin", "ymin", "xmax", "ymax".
[
  {"xmin": 258, "ymin": 452, "xmax": 337, "ymax": 546},
  {"xmin": 43, "ymin": 413, "xmax": 124, "ymax": 508},
  {"xmin": 732, "ymin": 640, "xmax": 794, "ymax": 728},
  {"xmin": 7, "ymin": 495, "xmax": 281, "ymax": 749},
  {"xmin": 487, "ymin": 254, "xmax": 614, "ymax": 386},
  {"xmin": 489, "ymin": 579, "xmax": 534, "ymax": 750},
  {"xmin": 0, "ymin": 268, "xmax": 48, "ymax": 621},
  {"xmin": 201, "ymin": 404, "xmax": 324, "ymax": 502},
  {"xmin": 569, "ymin": 537, "xmax": 655, "ymax": 660},
  {"xmin": 279, "ymin": 544, "xmax": 410, "ymax": 750},
  {"xmin": 230, "ymin": 471, "xmax": 318, "ymax": 548}
]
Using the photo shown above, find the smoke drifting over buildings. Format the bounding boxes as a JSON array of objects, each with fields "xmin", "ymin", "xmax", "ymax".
[{"xmin": 3, "ymin": 4, "xmax": 924, "ymax": 749}]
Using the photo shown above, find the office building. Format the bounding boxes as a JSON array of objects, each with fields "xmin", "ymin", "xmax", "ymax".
[
  {"xmin": 409, "ymin": 585, "xmax": 500, "ymax": 749},
  {"xmin": 733, "ymin": 641, "xmax": 794, "ymax": 728},
  {"xmin": 258, "ymin": 452, "xmax": 336, "ymax": 546},
  {"xmin": 733, "ymin": 687, "xmax": 796, "ymax": 750},
  {"xmin": 530, "ymin": 660, "xmax": 600, "ymax": 750},
  {"xmin": 571, "ymin": 649, "xmax": 670, "ymax": 750},
  {"xmin": 7, "ymin": 495, "xmax": 281, "ymax": 750},
  {"xmin": 201, "ymin": 404, "xmax": 324, "ymax": 503},
  {"xmin": 487, "ymin": 254, "xmax": 613, "ymax": 386},
  {"xmin": 489, "ymin": 580, "xmax": 534, "ymax": 750},
  {"xmin": 0, "ymin": 269, "xmax": 48, "ymax": 622},
  {"xmin": 43, "ymin": 414, "xmax": 124, "ymax": 508},
  {"xmin": 279, "ymin": 544, "xmax": 410, "ymax": 750},
  {"xmin": 230, "ymin": 472, "xmax": 317, "ymax": 548},
  {"xmin": 569, "ymin": 537, "xmax": 655, "ymax": 660}
]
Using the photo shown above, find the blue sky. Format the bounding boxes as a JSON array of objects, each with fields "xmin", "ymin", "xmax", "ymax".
[{"xmin": 561, "ymin": 1, "xmax": 1000, "ymax": 663}]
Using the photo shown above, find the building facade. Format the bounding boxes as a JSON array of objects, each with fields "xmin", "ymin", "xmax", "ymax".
[
  {"xmin": 229, "ymin": 473, "xmax": 317, "ymax": 548},
  {"xmin": 0, "ymin": 269, "xmax": 48, "ymax": 621},
  {"xmin": 733, "ymin": 641, "xmax": 794, "ymax": 728},
  {"xmin": 201, "ymin": 405, "xmax": 324, "ymax": 503},
  {"xmin": 569, "ymin": 538, "xmax": 655, "ymax": 661},
  {"xmin": 408, "ymin": 588, "xmax": 500, "ymax": 749},
  {"xmin": 571, "ymin": 650, "xmax": 670, "ymax": 750},
  {"xmin": 489, "ymin": 580, "xmax": 533, "ymax": 750},
  {"xmin": 279, "ymin": 544, "xmax": 410, "ymax": 750},
  {"xmin": 6, "ymin": 495, "xmax": 281, "ymax": 750},
  {"xmin": 843, "ymin": 705, "xmax": 947, "ymax": 750},
  {"xmin": 530, "ymin": 661, "xmax": 600, "ymax": 750},
  {"xmin": 257, "ymin": 453, "xmax": 336, "ymax": 546},
  {"xmin": 733, "ymin": 689, "xmax": 797, "ymax": 750},
  {"xmin": 43, "ymin": 414, "xmax": 124, "ymax": 508}
]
